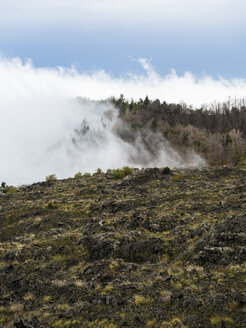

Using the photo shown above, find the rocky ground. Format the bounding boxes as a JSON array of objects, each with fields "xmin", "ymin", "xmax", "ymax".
[{"xmin": 0, "ymin": 167, "xmax": 245, "ymax": 328}]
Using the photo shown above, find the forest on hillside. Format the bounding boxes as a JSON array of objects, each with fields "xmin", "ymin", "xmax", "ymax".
[{"xmin": 110, "ymin": 96, "xmax": 246, "ymax": 166}]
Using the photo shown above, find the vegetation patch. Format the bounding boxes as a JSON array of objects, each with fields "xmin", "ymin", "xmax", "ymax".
[{"xmin": 0, "ymin": 167, "xmax": 245, "ymax": 327}]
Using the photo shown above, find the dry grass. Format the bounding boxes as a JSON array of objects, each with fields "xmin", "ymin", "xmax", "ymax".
[
  {"xmin": 51, "ymin": 279, "xmax": 69, "ymax": 287},
  {"xmin": 23, "ymin": 293, "xmax": 35, "ymax": 301},
  {"xmin": 9, "ymin": 303, "xmax": 23, "ymax": 312}
]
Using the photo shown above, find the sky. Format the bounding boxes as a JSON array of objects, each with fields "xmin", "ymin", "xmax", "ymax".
[
  {"xmin": 0, "ymin": 0, "xmax": 246, "ymax": 78},
  {"xmin": 1, "ymin": 0, "xmax": 246, "ymax": 185}
]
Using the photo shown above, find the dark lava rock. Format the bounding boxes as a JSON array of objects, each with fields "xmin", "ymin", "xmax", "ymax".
[
  {"xmin": 1, "ymin": 167, "xmax": 245, "ymax": 327},
  {"xmin": 14, "ymin": 318, "xmax": 41, "ymax": 328},
  {"xmin": 194, "ymin": 215, "xmax": 246, "ymax": 265},
  {"xmin": 81, "ymin": 232, "xmax": 119, "ymax": 261},
  {"xmin": 116, "ymin": 237, "xmax": 164, "ymax": 263},
  {"xmin": 14, "ymin": 319, "xmax": 28, "ymax": 328},
  {"xmin": 82, "ymin": 232, "xmax": 164, "ymax": 263}
]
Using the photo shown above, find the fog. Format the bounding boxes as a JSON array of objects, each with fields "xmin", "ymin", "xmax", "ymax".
[{"xmin": 2, "ymin": 57, "xmax": 246, "ymax": 185}]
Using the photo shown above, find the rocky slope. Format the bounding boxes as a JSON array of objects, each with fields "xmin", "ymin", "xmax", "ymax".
[{"xmin": 0, "ymin": 167, "xmax": 245, "ymax": 328}]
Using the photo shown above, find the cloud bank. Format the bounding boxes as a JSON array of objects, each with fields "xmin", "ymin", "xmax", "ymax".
[{"xmin": 1, "ymin": 56, "xmax": 246, "ymax": 185}]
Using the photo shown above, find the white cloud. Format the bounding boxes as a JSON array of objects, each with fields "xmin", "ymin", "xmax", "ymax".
[
  {"xmin": 1, "ymin": 56, "xmax": 246, "ymax": 106},
  {"xmin": 1, "ymin": 56, "xmax": 246, "ymax": 185}
]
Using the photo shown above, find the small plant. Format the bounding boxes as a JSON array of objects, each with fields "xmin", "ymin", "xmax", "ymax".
[
  {"xmin": 210, "ymin": 316, "xmax": 222, "ymax": 326},
  {"xmin": 171, "ymin": 318, "xmax": 182, "ymax": 325},
  {"xmin": 6, "ymin": 186, "xmax": 18, "ymax": 194},
  {"xmin": 147, "ymin": 320, "xmax": 156, "ymax": 327},
  {"xmin": 56, "ymin": 304, "xmax": 69, "ymax": 310},
  {"xmin": 109, "ymin": 260, "xmax": 120, "ymax": 270},
  {"xmin": 96, "ymin": 168, "xmax": 102, "ymax": 174},
  {"xmin": 122, "ymin": 166, "xmax": 133, "ymax": 175},
  {"xmin": 162, "ymin": 166, "xmax": 171, "ymax": 174},
  {"xmin": 0, "ymin": 317, "xmax": 6, "ymax": 324},
  {"xmin": 53, "ymin": 320, "xmax": 63, "ymax": 327},
  {"xmin": 43, "ymin": 295, "xmax": 52, "ymax": 303},
  {"xmin": 9, "ymin": 303, "xmax": 23, "ymax": 312},
  {"xmin": 113, "ymin": 169, "xmax": 125, "ymax": 179},
  {"xmin": 0, "ymin": 182, "xmax": 7, "ymax": 193},
  {"xmin": 176, "ymin": 282, "xmax": 183, "ymax": 289},
  {"xmin": 83, "ymin": 172, "xmax": 91, "ymax": 178},
  {"xmin": 171, "ymin": 174, "xmax": 183, "ymax": 182},
  {"xmin": 134, "ymin": 295, "xmax": 146, "ymax": 306},
  {"xmin": 102, "ymin": 285, "xmax": 114, "ymax": 294},
  {"xmin": 74, "ymin": 172, "xmax": 82, "ymax": 178},
  {"xmin": 224, "ymin": 317, "xmax": 234, "ymax": 324},
  {"xmin": 45, "ymin": 174, "xmax": 57, "ymax": 184},
  {"xmin": 23, "ymin": 293, "xmax": 34, "ymax": 301},
  {"xmin": 110, "ymin": 167, "xmax": 134, "ymax": 179},
  {"xmin": 210, "ymin": 316, "xmax": 234, "ymax": 326},
  {"xmin": 47, "ymin": 201, "xmax": 58, "ymax": 209}
]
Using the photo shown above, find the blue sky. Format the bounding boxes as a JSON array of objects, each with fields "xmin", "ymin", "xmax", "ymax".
[{"xmin": 0, "ymin": 0, "xmax": 245, "ymax": 78}]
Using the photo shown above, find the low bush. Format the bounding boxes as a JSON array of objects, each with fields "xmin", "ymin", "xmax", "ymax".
[
  {"xmin": 47, "ymin": 201, "xmax": 58, "ymax": 209},
  {"xmin": 113, "ymin": 167, "xmax": 133, "ymax": 179},
  {"xmin": 122, "ymin": 166, "xmax": 133, "ymax": 175},
  {"xmin": 113, "ymin": 169, "xmax": 125, "ymax": 179},
  {"xmin": 162, "ymin": 167, "xmax": 171, "ymax": 174},
  {"xmin": 45, "ymin": 174, "xmax": 57, "ymax": 184},
  {"xmin": 6, "ymin": 186, "xmax": 18, "ymax": 194},
  {"xmin": 74, "ymin": 172, "xmax": 82, "ymax": 179},
  {"xmin": 171, "ymin": 174, "xmax": 183, "ymax": 182}
]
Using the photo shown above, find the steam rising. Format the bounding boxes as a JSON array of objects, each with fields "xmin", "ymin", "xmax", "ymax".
[{"xmin": 2, "ymin": 56, "xmax": 246, "ymax": 185}]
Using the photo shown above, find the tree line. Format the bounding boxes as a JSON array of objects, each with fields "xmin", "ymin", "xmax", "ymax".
[{"xmin": 110, "ymin": 95, "xmax": 246, "ymax": 166}]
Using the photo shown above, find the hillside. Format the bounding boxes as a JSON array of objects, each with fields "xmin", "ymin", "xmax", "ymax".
[
  {"xmin": 112, "ymin": 96, "xmax": 246, "ymax": 166},
  {"xmin": 0, "ymin": 167, "xmax": 245, "ymax": 327}
]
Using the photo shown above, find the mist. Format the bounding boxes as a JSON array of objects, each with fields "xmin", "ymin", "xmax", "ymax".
[{"xmin": 2, "ymin": 57, "xmax": 246, "ymax": 185}]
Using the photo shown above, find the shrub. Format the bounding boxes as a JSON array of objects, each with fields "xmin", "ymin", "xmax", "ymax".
[
  {"xmin": 102, "ymin": 285, "xmax": 114, "ymax": 294},
  {"xmin": 45, "ymin": 174, "xmax": 57, "ymax": 184},
  {"xmin": 162, "ymin": 166, "xmax": 171, "ymax": 174},
  {"xmin": 83, "ymin": 173, "xmax": 91, "ymax": 178},
  {"xmin": 74, "ymin": 172, "xmax": 82, "ymax": 179},
  {"xmin": 122, "ymin": 166, "xmax": 133, "ymax": 175},
  {"xmin": 113, "ymin": 169, "xmax": 125, "ymax": 179},
  {"xmin": 9, "ymin": 303, "xmax": 23, "ymax": 312},
  {"xmin": 147, "ymin": 320, "xmax": 156, "ymax": 327},
  {"xmin": 109, "ymin": 261, "xmax": 120, "ymax": 270},
  {"xmin": 47, "ymin": 201, "xmax": 58, "ymax": 209},
  {"xmin": 134, "ymin": 295, "xmax": 146, "ymax": 305},
  {"xmin": 171, "ymin": 174, "xmax": 183, "ymax": 182},
  {"xmin": 43, "ymin": 295, "xmax": 52, "ymax": 303},
  {"xmin": 112, "ymin": 167, "xmax": 133, "ymax": 179},
  {"xmin": 6, "ymin": 186, "xmax": 18, "ymax": 194},
  {"xmin": 210, "ymin": 315, "xmax": 222, "ymax": 326},
  {"xmin": 96, "ymin": 168, "xmax": 102, "ymax": 174},
  {"xmin": 0, "ymin": 181, "xmax": 7, "ymax": 193}
]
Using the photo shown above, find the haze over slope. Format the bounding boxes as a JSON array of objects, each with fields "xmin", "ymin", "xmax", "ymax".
[{"xmin": 2, "ymin": 57, "xmax": 246, "ymax": 185}]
